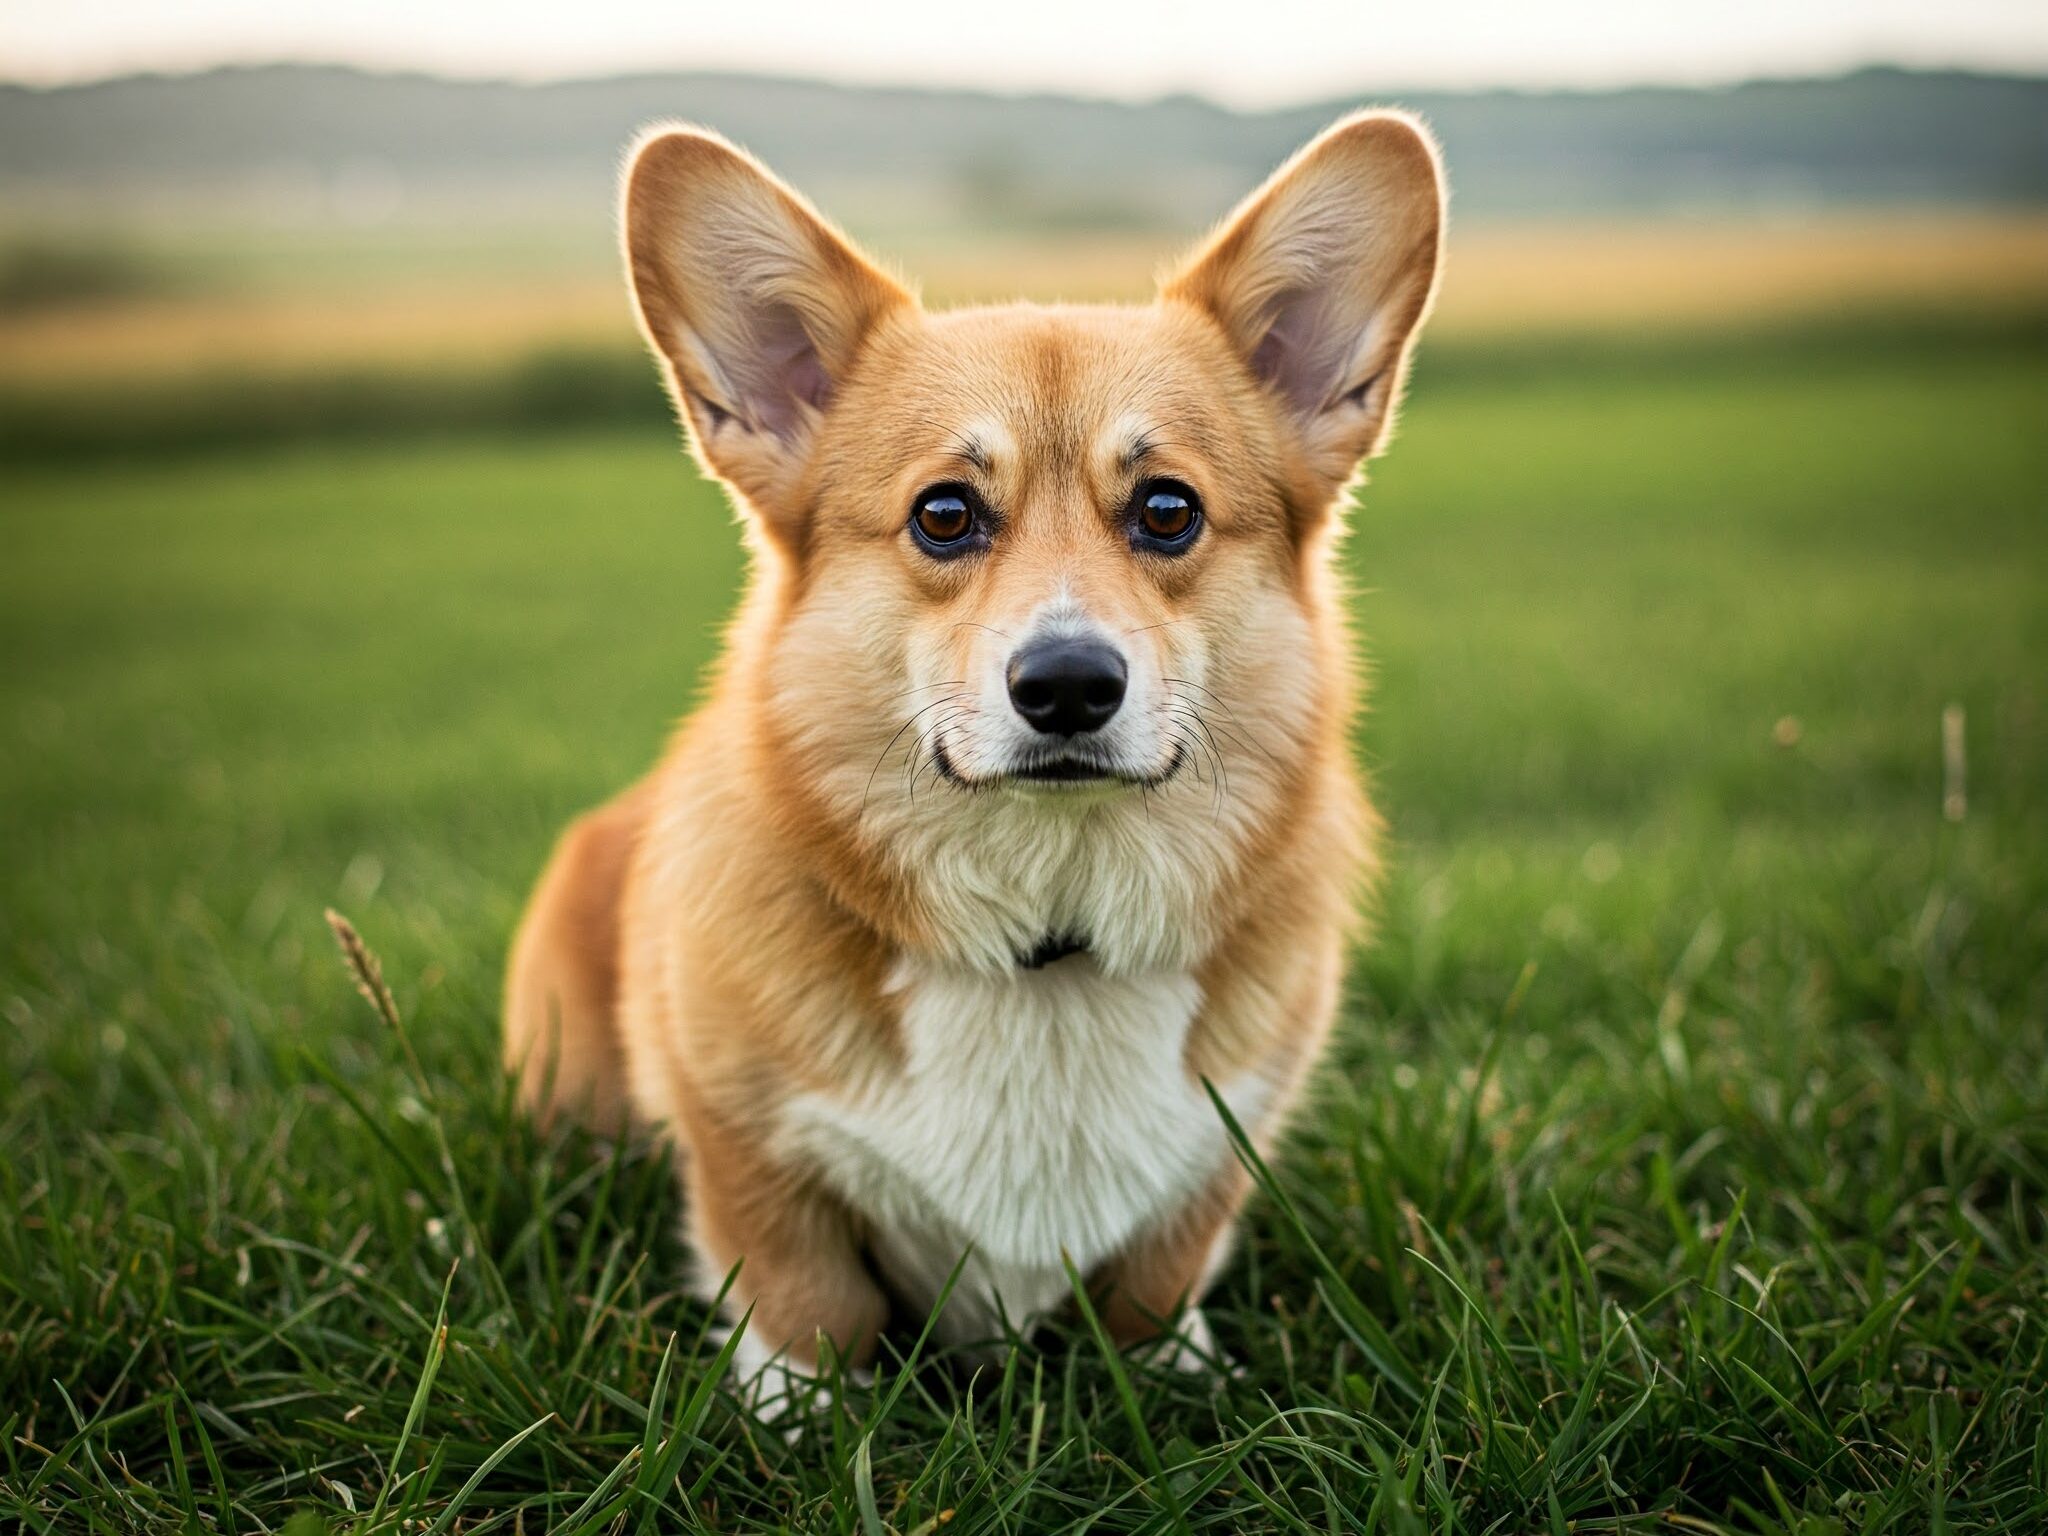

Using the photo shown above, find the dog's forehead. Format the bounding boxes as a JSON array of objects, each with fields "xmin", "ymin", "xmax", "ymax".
[{"xmin": 858, "ymin": 302, "xmax": 1244, "ymax": 464}]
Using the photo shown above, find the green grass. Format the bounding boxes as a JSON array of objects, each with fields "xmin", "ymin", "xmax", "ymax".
[{"xmin": 2, "ymin": 331, "xmax": 2044, "ymax": 1532}]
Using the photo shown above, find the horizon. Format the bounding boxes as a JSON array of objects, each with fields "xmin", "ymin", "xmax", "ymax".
[
  {"xmin": 6, "ymin": 56, "xmax": 2046, "ymax": 116},
  {"xmin": 9, "ymin": 54, "xmax": 2048, "ymax": 92},
  {"xmin": 6, "ymin": 0, "xmax": 2047, "ymax": 107}
]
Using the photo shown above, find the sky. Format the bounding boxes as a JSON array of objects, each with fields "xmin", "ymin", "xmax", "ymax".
[{"xmin": 4, "ymin": 0, "xmax": 2045, "ymax": 106}]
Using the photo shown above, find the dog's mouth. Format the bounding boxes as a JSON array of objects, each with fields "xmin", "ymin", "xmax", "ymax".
[
  {"xmin": 1014, "ymin": 758, "xmax": 1114, "ymax": 783},
  {"xmin": 933, "ymin": 738, "xmax": 1185, "ymax": 791}
]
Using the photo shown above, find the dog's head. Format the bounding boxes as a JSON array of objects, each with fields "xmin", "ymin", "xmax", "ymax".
[{"xmin": 623, "ymin": 115, "xmax": 1442, "ymax": 960}]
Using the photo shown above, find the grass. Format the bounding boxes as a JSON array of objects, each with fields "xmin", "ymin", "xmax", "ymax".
[{"xmin": 2, "ymin": 326, "xmax": 2044, "ymax": 1531}]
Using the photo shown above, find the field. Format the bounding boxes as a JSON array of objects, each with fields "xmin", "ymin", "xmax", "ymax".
[
  {"xmin": 8, "ymin": 214, "xmax": 2048, "ymax": 383},
  {"xmin": 3, "ymin": 308, "xmax": 2046, "ymax": 1529}
]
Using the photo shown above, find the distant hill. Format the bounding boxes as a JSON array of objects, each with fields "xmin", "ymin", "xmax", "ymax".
[{"xmin": 2, "ymin": 64, "xmax": 2044, "ymax": 229}]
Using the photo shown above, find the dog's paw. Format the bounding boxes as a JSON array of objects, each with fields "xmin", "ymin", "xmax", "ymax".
[
  {"xmin": 723, "ymin": 1325, "xmax": 872, "ymax": 1438},
  {"xmin": 1136, "ymin": 1307, "xmax": 1241, "ymax": 1382}
]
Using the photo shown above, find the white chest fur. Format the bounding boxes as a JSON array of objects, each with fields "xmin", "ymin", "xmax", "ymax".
[{"xmin": 777, "ymin": 954, "xmax": 1265, "ymax": 1341}]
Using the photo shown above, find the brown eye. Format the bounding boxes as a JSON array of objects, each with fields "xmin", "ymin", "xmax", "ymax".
[
  {"xmin": 910, "ymin": 484, "xmax": 980, "ymax": 554},
  {"xmin": 1132, "ymin": 480, "xmax": 1201, "ymax": 551}
]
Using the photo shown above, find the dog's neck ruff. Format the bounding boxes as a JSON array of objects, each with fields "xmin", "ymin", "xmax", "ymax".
[{"xmin": 1017, "ymin": 933, "xmax": 1087, "ymax": 970}]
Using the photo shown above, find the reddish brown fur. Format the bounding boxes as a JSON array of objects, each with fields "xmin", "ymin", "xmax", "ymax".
[{"xmin": 502, "ymin": 779, "xmax": 651, "ymax": 1136}]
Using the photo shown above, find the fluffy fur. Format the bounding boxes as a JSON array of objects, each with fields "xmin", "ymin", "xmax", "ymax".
[{"xmin": 502, "ymin": 110, "xmax": 1445, "ymax": 1389}]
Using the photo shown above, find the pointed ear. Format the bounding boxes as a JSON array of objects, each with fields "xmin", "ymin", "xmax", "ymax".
[
  {"xmin": 1163, "ymin": 110, "xmax": 1445, "ymax": 498},
  {"xmin": 622, "ymin": 125, "xmax": 912, "ymax": 538}
]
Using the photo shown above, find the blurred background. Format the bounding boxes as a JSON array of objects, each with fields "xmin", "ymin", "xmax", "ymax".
[
  {"xmin": 2, "ymin": 3, "xmax": 2044, "ymax": 1032},
  {"xmin": 4, "ymin": 7, "xmax": 2047, "ymax": 459}
]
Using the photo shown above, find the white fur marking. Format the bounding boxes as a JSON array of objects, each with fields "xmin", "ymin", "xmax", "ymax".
[{"xmin": 779, "ymin": 955, "xmax": 1273, "ymax": 1345}]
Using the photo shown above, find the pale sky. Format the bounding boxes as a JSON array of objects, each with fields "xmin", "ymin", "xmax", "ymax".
[{"xmin": 4, "ymin": 0, "xmax": 2045, "ymax": 106}]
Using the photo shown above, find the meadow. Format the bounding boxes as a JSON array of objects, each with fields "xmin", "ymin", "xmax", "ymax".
[{"xmin": 2, "ymin": 299, "xmax": 2045, "ymax": 1529}]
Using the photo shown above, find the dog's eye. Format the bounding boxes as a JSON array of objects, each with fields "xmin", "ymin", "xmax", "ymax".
[
  {"xmin": 1131, "ymin": 480, "xmax": 1202, "ymax": 551},
  {"xmin": 910, "ymin": 484, "xmax": 980, "ymax": 554}
]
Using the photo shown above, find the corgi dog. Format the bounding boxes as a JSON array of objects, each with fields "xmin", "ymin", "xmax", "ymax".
[{"xmin": 504, "ymin": 110, "xmax": 1444, "ymax": 1397}]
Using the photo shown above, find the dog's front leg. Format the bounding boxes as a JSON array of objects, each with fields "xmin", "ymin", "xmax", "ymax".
[
  {"xmin": 1093, "ymin": 1164, "xmax": 1250, "ymax": 1372},
  {"xmin": 681, "ymin": 1109, "xmax": 887, "ymax": 1412}
]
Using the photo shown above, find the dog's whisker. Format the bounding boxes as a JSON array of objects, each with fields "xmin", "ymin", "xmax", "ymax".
[
  {"xmin": 948, "ymin": 621, "xmax": 1015, "ymax": 642},
  {"xmin": 1185, "ymin": 720, "xmax": 1227, "ymax": 821},
  {"xmin": 1161, "ymin": 676, "xmax": 1250, "ymax": 727},
  {"xmin": 905, "ymin": 705, "xmax": 978, "ymax": 802},
  {"xmin": 1160, "ymin": 704, "xmax": 1229, "ymax": 821},
  {"xmin": 867, "ymin": 691, "xmax": 970, "ymax": 771},
  {"xmin": 914, "ymin": 720, "xmax": 975, "ymax": 799},
  {"xmin": 1163, "ymin": 679, "xmax": 1285, "ymax": 766},
  {"xmin": 1160, "ymin": 701, "xmax": 1229, "ymax": 778},
  {"xmin": 862, "ymin": 691, "xmax": 972, "ymax": 817},
  {"xmin": 883, "ymin": 678, "xmax": 967, "ymax": 701},
  {"xmin": 1163, "ymin": 702, "xmax": 1267, "ymax": 778},
  {"xmin": 904, "ymin": 712, "xmax": 966, "ymax": 795},
  {"xmin": 1165, "ymin": 722, "xmax": 1219, "ymax": 815}
]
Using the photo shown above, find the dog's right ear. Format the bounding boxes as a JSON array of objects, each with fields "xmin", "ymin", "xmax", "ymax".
[{"xmin": 623, "ymin": 126, "xmax": 912, "ymax": 543}]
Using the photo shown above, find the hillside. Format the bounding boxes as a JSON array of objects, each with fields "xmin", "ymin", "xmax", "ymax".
[{"xmin": 3, "ymin": 63, "xmax": 2044, "ymax": 229}]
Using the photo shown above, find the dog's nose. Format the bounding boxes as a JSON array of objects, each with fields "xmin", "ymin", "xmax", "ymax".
[{"xmin": 1007, "ymin": 638, "xmax": 1128, "ymax": 735}]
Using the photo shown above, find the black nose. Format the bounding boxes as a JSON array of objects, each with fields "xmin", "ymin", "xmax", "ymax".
[{"xmin": 1007, "ymin": 638, "xmax": 1128, "ymax": 735}]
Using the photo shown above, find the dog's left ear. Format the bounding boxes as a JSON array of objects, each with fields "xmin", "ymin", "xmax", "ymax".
[{"xmin": 1164, "ymin": 110, "xmax": 1445, "ymax": 499}]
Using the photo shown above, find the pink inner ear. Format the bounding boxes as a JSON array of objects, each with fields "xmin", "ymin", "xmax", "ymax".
[
  {"xmin": 741, "ymin": 300, "xmax": 832, "ymax": 440},
  {"xmin": 1248, "ymin": 287, "xmax": 1350, "ymax": 417}
]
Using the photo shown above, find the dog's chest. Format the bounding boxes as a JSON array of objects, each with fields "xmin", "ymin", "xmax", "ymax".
[{"xmin": 778, "ymin": 958, "xmax": 1246, "ymax": 1333}]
